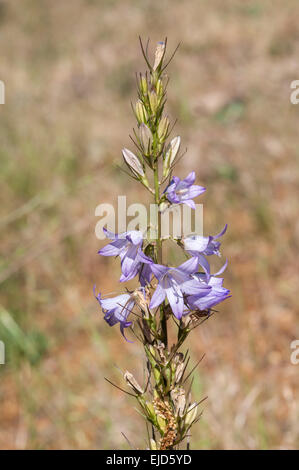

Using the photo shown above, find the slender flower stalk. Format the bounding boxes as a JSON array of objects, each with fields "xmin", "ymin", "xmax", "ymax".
[{"xmin": 95, "ymin": 39, "xmax": 230, "ymax": 450}]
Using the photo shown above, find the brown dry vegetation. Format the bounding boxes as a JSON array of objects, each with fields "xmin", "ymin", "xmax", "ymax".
[{"xmin": 0, "ymin": 0, "xmax": 298, "ymax": 449}]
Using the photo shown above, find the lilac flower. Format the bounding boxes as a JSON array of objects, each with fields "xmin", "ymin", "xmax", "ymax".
[
  {"xmin": 185, "ymin": 261, "xmax": 231, "ymax": 312},
  {"xmin": 183, "ymin": 224, "xmax": 227, "ymax": 279},
  {"xmin": 165, "ymin": 171, "xmax": 206, "ymax": 209},
  {"xmin": 139, "ymin": 261, "xmax": 153, "ymax": 287},
  {"xmin": 95, "ymin": 290, "xmax": 135, "ymax": 341},
  {"xmin": 98, "ymin": 229, "xmax": 152, "ymax": 282},
  {"xmin": 184, "ymin": 224, "xmax": 227, "ymax": 256},
  {"xmin": 149, "ymin": 257, "xmax": 211, "ymax": 319}
]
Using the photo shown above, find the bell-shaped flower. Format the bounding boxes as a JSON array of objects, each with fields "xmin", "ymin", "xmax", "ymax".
[
  {"xmin": 185, "ymin": 261, "xmax": 231, "ymax": 312},
  {"xmin": 165, "ymin": 171, "xmax": 206, "ymax": 209},
  {"xmin": 149, "ymin": 257, "xmax": 211, "ymax": 319},
  {"xmin": 95, "ymin": 290, "xmax": 135, "ymax": 341},
  {"xmin": 183, "ymin": 224, "xmax": 228, "ymax": 279},
  {"xmin": 184, "ymin": 224, "xmax": 227, "ymax": 257},
  {"xmin": 98, "ymin": 229, "xmax": 152, "ymax": 282}
]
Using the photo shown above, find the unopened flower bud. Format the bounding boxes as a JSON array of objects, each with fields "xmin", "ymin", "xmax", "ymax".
[
  {"xmin": 171, "ymin": 387, "xmax": 186, "ymax": 417},
  {"xmin": 153, "ymin": 41, "xmax": 165, "ymax": 71},
  {"xmin": 158, "ymin": 116, "xmax": 170, "ymax": 142},
  {"xmin": 162, "ymin": 365, "xmax": 172, "ymax": 385},
  {"xmin": 139, "ymin": 75, "xmax": 148, "ymax": 96},
  {"xmin": 153, "ymin": 366, "xmax": 161, "ymax": 384},
  {"xmin": 135, "ymin": 100, "xmax": 148, "ymax": 124},
  {"xmin": 122, "ymin": 148, "xmax": 144, "ymax": 177},
  {"xmin": 159, "ymin": 201, "xmax": 169, "ymax": 213},
  {"xmin": 124, "ymin": 371, "xmax": 143, "ymax": 395},
  {"xmin": 185, "ymin": 403, "xmax": 198, "ymax": 427},
  {"xmin": 149, "ymin": 439, "xmax": 157, "ymax": 450},
  {"xmin": 149, "ymin": 91, "xmax": 158, "ymax": 114},
  {"xmin": 174, "ymin": 362, "xmax": 185, "ymax": 384},
  {"xmin": 156, "ymin": 79, "xmax": 163, "ymax": 98},
  {"xmin": 162, "ymin": 136, "xmax": 181, "ymax": 178},
  {"xmin": 145, "ymin": 401, "xmax": 156, "ymax": 421},
  {"xmin": 139, "ymin": 123, "xmax": 152, "ymax": 154},
  {"xmin": 157, "ymin": 415, "xmax": 167, "ymax": 433}
]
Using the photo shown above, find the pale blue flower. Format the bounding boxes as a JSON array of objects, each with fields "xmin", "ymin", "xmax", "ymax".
[
  {"xmin": 95, "ymin": 289, "xmax": 135, "ymax": 341},
  {"xmin": 149, "ymin": 257, "xmax": 211, "ymax": 319},
  {"xmin": 98, "ymin": 229, "xmax": 152, "ymax": 282},
  {"xmin": 165, "ymin": 171, "xmax": 206, "ymax": 209}
]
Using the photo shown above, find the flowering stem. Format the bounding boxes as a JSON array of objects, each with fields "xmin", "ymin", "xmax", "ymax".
[
  {"xmin": 154, "ymin": 164, "xmax": 168, "ymax": 347},
  {"xmin": 96, "ymin": 39, "xmax": 230, "ymax": 450},
  {"xmin": 153, "ymin": 165, "xmax": 162, "ymax": 264}
]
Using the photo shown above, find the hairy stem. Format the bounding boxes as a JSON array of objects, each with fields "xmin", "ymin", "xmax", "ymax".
[
  {"xmin": 153, "ymin": 164, "xmax": 168, "ymax": 349},
  {"xmin": 153, "ymin": 165, "xmax": 162, "ymax": 264}
]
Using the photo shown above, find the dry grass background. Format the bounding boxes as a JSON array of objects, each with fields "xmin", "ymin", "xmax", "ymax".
[{"xmin": 0, "ymin": 0, "xmax": 299, "ymax": 449}]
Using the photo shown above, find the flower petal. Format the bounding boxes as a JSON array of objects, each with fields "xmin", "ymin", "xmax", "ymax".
[
  {"xmin": 126, "ymin": 230, "xmax": 143, "ymax": 246},
  {"xmin": 181, "ymin": 199, "xmax": 196, "ymax": 209},
  {"xmin": 184, "ymin": 235, "xmax": 211, "ymax": 253},
  {"xmin": 177, "ymin": 257, "xmax": 199, "ymax": 275},
  {"xmin": 151, "ymin": 263, "xmax": 169, "ymax": 280},
  {"xmin": 182, "ymin": 185, "xmax": 206, "ymax": 199},
  {"xmin": 98, "ymin": 239, "xmax": 126, "ymax": 257},
  {"xmin": 214, "ymin": 224, "xmax": 228, "ymax": 239},
  {"xmin": 149, "ymin": 284, "xmax": 166, "ymax": 309},
  {"xmin": 166, "ymin": 284, "xmax": 184, "ymax": 319}
]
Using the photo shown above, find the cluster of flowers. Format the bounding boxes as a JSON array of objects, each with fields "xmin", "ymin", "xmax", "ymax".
[{"xmin": 95, "ymin": 172, "xmax": 230, "ymax": 340}]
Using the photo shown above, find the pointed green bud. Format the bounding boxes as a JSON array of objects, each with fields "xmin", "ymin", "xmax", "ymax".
[
  {"xmin": 185, "ymin": 402, "xmax": 198, "ymax": 427},
  {"xmin": 156, "ymin": 79, "xmax": 163, "ymax": 98},
  {"xmin": 149, "ymin": 439, "xmax": 157, "ymax": 450},
  {"xmin": 139, "ymin": 123, "xmax": 152, "ymax": 155},
  {"xmin": 135, "ymin": 100, "xmax": 148, "ymax": 124},
  {"xmin": 162, "ymin": 136, "xmax": 181, "ymax": 177},
  {"xmin": 149, "ymin": 91, "xmax": 158, "ymax": 114},
  {"xmin": 162, "ymin": 365, "xmax": 172, "ymax": 386},
  {"xmin": 158, "ymin": 116, "xmax": 170, "ymax": 142},
  {"xmin": 139, "ymin": 75, "xmax": 148, "ymax": 96},
  {"xmin": 145, "ymin": 401, "xmax": 156, "ymax": 421},
  {"xmin": 153, "ymin": 366, "xmax": 161, "ymax": 384},
  {"xmin": 153, "ymin": 41, "xmax": 165, "ymax": 71},
  {"xmin": 157, "ymin": 415, "xmax": 167, "ymax": 434},
  {"xmin": 124, "ymin": 371, "xmax": 143, "ymax": 395},
  {"xmin": 122, "ymin": 148, "xmax": 144, "ymax": 177},
  {"xmin": 159, "ymin": 201, "xmax": 169, "ymax": 213}
]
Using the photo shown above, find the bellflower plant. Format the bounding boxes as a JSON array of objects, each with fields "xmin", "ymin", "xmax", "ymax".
[
  {"xmin": 165, "ymin": 171, "xmax": 206, "ymax": 209},
  {"xmin": 95, "ymin": 39, "xmax": 230, "ymax": 450}
]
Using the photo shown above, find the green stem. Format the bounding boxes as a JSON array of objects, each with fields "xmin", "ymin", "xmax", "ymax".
[
  {"xmin": 153, "ymin": 164, "xmax": 168, "ymax": 348},
  {"xmin": 153, "ymin": 165, "xmax": 162, "ymax": 264}
]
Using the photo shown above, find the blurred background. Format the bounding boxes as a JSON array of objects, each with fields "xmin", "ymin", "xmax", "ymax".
[{"xmin": 0, "ymin": 0, "xmax": 298, "ymax": 449}]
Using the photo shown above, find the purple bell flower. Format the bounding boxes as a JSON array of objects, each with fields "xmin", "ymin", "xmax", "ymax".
[
  {"xmin": 165, "ymin": 171, "xmax": 206, "ymax": 209},
  {"xmin": 98, "ymin": 229, "xmax": 152, "ymax": 282},
  {"xmin": 186, "ymin": 261, "xmax": 231, "ymax": 312},
  {"xmin": 183, "ymin": 224, "xmax": 227, "ymax": 279},
  {"xmin": 95, "ymin": 289, "xmax": 135, "ymax": 341},
  {"xmin": 149, "ymin": 257, "xmax": 211, "ymax": 319},
  {"xmin": 138, "ymin": 261, "xmax": 153, "ymax": 287}
]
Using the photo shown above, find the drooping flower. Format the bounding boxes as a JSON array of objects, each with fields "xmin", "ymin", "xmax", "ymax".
[
  {"xmin": 183, "ymin": 224, "xmax": 227, "ymax": 257},
  {"xmin": 165, "ymin": 171, "xmax": 206, "ymax": 209},
  {"xmin": 149, "ymin": 257, "xmax": 211, "ymax": 319},
  {"xmin": 95, "ymin": 290, "xmax": 135, "ymax": 341},
  {"xmin": 185, "ymin": 261, "xmax": 231, "ymax": 312},
  {"xmin": 139, "ymin": 261, "xmax": 153, "ymax": 287},
  {"xmin": 98, "ymin": 229, "xmax": 152, "ymax": 282},
  {"xmin": 183, "ymin": 224, "xmax": 228, "ymax": 279}
]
